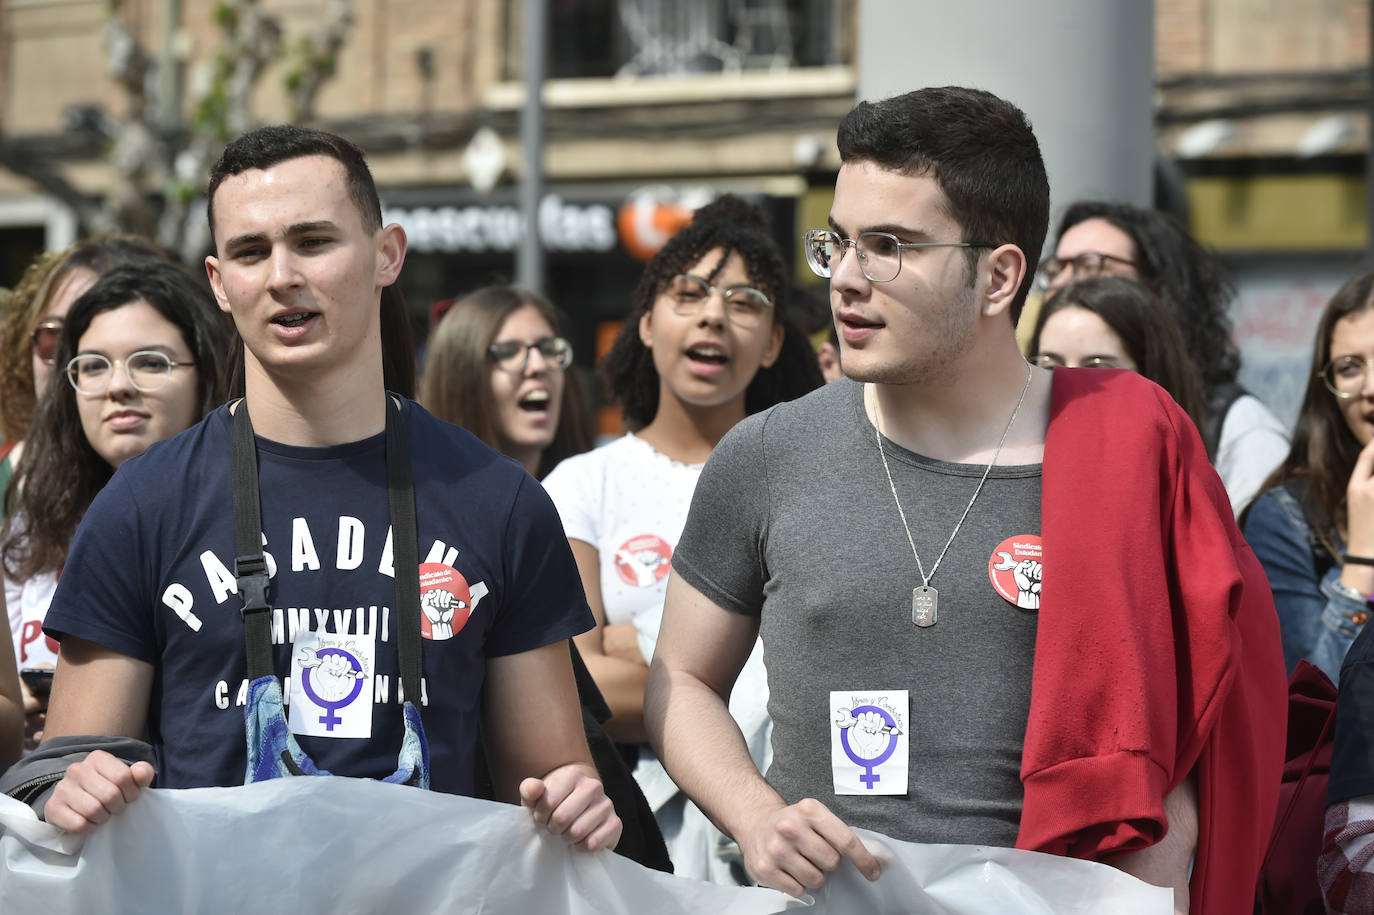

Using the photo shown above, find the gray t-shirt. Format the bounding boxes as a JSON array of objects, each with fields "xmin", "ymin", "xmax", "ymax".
[{"xmin": 672, "ymin": 379, "xmax": 1042, "ymax": 846}]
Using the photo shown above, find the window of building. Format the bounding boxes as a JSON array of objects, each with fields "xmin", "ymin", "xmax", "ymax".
[{"xmin": 505, "ymin": 0, "xmax": 852, "ymax": 81}]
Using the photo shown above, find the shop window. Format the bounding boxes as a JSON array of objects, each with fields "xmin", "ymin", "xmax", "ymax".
[{"xmin": 0, "ymin": 225, "xmax": 44, "ymax": 291}]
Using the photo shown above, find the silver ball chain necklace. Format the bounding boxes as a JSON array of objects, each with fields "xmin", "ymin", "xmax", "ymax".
[{"xmin": 873, "ymin": 359, "xmax": 1034, "ymax": 628}]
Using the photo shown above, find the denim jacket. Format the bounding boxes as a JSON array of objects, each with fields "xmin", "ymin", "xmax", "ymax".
[{"xmin": 1244, "ymin": 484, "xmax": 1368, "ymax": 682}]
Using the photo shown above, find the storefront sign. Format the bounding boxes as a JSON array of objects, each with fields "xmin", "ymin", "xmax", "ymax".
[{"xmin": 385, "ymin": 194, "xmax": 617, "ymax": 254}]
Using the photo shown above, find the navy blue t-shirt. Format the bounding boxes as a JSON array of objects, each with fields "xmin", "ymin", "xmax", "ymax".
[{"xmin": 45, "ymin": 398, "xmax": 593, "ymax": 795}]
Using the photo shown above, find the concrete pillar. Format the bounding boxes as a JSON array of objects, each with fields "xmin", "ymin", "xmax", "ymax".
[
  {"xmin": 46, "ymin": 202, "xmax": 77, "ymax": 250},
  {"xmin": 856, "ymin": 1, "xmax": 1155, "ymax": 251}
]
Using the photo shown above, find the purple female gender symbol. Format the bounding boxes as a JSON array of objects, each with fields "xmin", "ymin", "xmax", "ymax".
[
  {"xmin": 299, "ymin": 647, "xmax": 365, "ymax": 731},
  {"xmin": 840, "ymin": 704, "xmax": 898, "ymax": 789}
]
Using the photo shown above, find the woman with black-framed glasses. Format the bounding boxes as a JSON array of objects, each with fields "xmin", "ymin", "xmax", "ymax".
[
  {"xmin": 420, "ymin": 286, "xmax": 692, "ymax": 870},
  {"xmin": 418, "ymin": 285, "xmax": 593, "ymax": 479},
  {"xmin": 0, "ymin": 261, "xmax": 231, "ymax": 748},
  {"xmin": 1242, "ymin": 270, "xmax": 1374, "ymax": 681},
  {"xmin": 1047, "ymin": 201, "xmax": 1290, "ymax": 514}
]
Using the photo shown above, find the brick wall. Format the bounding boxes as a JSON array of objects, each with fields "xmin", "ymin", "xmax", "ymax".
[
  {"xmin": 3, "ymin": 0, "xmax": 117, "ymax": 132},
  {"xmin": 1210, "ymin": 0, "xmax": 1364, "ymax": 72},
  {"xmin": 1157, "ymin": 0, "xmax": 1370, "ymax": 77},
  {"xmin": 1157, "ymin": 0, "xmax": 1208, "ymax": 78}
]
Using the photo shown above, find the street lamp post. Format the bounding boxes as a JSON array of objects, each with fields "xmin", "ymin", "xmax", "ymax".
[{"xmin": 516, "ymin": 0, "xmax": 549, "ymax": 294}]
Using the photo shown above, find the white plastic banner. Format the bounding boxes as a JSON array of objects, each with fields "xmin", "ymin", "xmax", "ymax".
[
  {"xmin": 818, "ymin": 830, "xmax": 1174, "ymax": 914},
  {"xmin": 0, "ymin": 778, "xmax": 1171, "ymax": 914}
]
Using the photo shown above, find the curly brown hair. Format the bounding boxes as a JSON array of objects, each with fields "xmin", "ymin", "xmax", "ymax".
[
  {"xmin": 600, "ymin": 194, "xmax": 823, "ymax": 429},
  {"xmin": 0, "ymin": 237, "xmax": 168, "ymax": 441},
  {"xmin": 1054, "ymin": 201, "xmax": 1240, "ymax": 393}
]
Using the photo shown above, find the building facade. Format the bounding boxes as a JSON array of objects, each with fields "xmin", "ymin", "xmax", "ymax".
[{"xmin": 1, "ymin": 0, "xmax": 1370, "ymax": 424}]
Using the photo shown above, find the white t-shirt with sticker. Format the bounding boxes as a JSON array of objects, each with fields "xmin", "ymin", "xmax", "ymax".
[
  {"xmin": 8, "ymin": 568, "xmax": 59, "ymax": 670},
  {"xmin": 542, "ymin": 434, "xmax": 702, "ymax": 652},
  {"xmin": 4, "ymin": 519, "xmax": 61, "ymax": 670}
]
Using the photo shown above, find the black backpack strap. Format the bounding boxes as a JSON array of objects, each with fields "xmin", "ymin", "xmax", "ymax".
[
  {"xmin": 384, "ymin": 396, "xmax": 423, "ymax": 708},
  {"xmin": 232, "ymin": 401, "xmax": 274, "ymax": 682}
]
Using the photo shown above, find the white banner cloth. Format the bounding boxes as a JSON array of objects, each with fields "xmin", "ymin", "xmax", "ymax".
[{"xmin": 0, "ymin": 777, "xmax": 1171, "ymax": 913}]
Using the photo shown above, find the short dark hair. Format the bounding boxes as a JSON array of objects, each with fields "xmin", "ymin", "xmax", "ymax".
[
  {"xmin": 600, "ymin": 194, "xmax": 823, "ymax": 429},
  {"xmin": 1054, "ymin": 201, "xmax": 1239, "ymax": 392},
  {"xmin": 836, "ymin": 87, "xmax": 1050, "ymax": 324},
  {"xmin": 3, "ymin": 261, "xmax": 233, "ymax": 580},
  {"xmin": 1031, "ymin": 277, "xmax": 1208, "ymax": 444},
  {"xmin": 207, "ymin": 125, "xmax": 383, "ymax": 241}
]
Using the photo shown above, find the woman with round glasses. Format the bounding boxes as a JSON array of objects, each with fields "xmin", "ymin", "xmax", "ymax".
[
  {"xmin": 1043, "ymin": 202, "xmax": 1288, "ymax": 514},
  {"xmin": 1242, "ymin": 270, "xmax": 1374, "ymax": 681},
  {"xmin": 1, "ymin": 261, "xmax": 231, "ymax": 744},
  {"xmin": 419, "ymin": 286, "xmax": 592, "ymax": 479},
  {"xmin": 0, "ymin": 237, "xmax": 167, "ymax": 516},
  {"xmin": 542, "ymin": 194, "xmax": 822, "ymax": 881}
]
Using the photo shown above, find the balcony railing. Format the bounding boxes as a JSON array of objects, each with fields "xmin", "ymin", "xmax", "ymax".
[{"xmin": 506, "ymin": 0, "xmax": 852, "ymax": 82}]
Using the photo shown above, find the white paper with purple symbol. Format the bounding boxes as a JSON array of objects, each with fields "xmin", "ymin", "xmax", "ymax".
[
  {"xmin": 830, "ymin": 690, "xmax": 908, "ymax": 795},
  {"xmin": 289, "ymin": 630, "xmax": 375, "ymax": 738}
]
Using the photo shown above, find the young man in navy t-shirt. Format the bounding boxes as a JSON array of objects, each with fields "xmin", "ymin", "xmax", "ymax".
[{"xmin": 37, "ymin": 126, "xmax": 621, "ymax": 853}]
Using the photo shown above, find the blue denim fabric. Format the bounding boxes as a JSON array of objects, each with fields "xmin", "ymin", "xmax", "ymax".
[
  {"xmin": 1244, "ymin": 486, "xmax": 1368, "ymax": 682},
  {"xmin": 244, "ymin": 677, "xmax": 332, "ymax": 781},
  {"xmin": 244, "ymin": 675, "xmax": 430, "ymax": 788}
]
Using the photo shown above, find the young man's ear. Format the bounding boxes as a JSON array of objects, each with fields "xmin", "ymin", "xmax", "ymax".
[
  {"xmin": 376, "ymin": 223, "xmax": 407, "ymax": 288},
  {"xmin": 981, "ymin": 244, "xmax": 1028, "ymax": 320},
  {"xmin": 205, "ymin": 255, "xmax": 232, "ymax": 316}
]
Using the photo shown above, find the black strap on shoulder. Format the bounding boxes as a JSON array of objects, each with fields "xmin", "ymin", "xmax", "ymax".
[
  {"xmin": 232, "ymin": 401, "xmax": 274, "ymax": 682},
  {"xmin": 385, "ymin": 398, "xmax": 423, "ymax": 708},
  {"xmin": 232, "ymin": 397, "xmax": 424, "ymax": 709}
]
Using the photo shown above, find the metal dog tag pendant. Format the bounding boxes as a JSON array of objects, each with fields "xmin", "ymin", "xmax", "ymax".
[{"xmin": 912, "ymin": 586, "xmax": 938, "ymax": 627}]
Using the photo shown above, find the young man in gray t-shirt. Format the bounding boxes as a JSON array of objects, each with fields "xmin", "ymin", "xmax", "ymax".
[{"xmin": 645, "ymin": 88, "xmax": 1286, "ymax": 915}]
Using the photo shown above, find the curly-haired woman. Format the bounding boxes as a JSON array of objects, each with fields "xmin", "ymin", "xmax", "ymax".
[{"xmin": 541, "ymin": 194, "xmax": 823, "ymax": 880}]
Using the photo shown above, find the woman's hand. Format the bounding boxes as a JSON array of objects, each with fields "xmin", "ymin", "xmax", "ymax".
[
  {"xmin": 1347, "ymin": 441, "xmax": 1374, "ymax": 554},
  {"xmin": 1342, "ymin": 440, "xmax": 1374, "ymax": 596}
]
